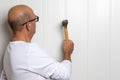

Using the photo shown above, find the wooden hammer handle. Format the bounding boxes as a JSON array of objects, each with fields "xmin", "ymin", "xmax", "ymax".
[{"xmin": 64, "ymin": 28, "xmax": 69, "ymax": 41}]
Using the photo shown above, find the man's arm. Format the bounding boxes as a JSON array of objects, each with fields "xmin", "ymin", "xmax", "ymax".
[
  {"xmin": 26, "ymin": 40, "xmax": 74, "ymax": 80},
  {"xmin": 49, "ymin": 39, "xmax": 74, "ymax": 80}
]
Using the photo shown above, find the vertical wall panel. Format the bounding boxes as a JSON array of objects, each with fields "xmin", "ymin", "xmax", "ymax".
[
  {"xmin": 67, "ymin": 0, "xmax": 88, "ymax": 80},
  {"xmin": 111, "ymin": 0, "xmax": 120, "ymax": 80},
  {"xmin": 42, "ymin": 0, "xmax": 66, "ymax": 60},
  {"xmin": 87, "ymin": 0, "xmax": 110, "ymax": 80},
  {"xmin": 87, "ymin": 0, "xmax": 97, "ymax": 79}
]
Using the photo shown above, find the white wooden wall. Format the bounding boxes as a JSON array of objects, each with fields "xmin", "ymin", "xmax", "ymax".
[{"xmin": 0, "ymin": 0, "xmax": 120, "ymax": 80}]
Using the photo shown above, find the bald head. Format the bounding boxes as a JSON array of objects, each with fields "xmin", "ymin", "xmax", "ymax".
[{"xmin": 8, "ymin": 5, "xmax": 35, "ymax": 32}]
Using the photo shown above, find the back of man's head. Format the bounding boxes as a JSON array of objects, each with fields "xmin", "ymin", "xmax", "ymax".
[{"xmin": 8, "ymin": 5, "xmax": 33, "ymax": 33}]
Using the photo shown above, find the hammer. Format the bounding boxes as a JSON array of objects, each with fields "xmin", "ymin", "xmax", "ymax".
[{"xmin": 62, "ymin": 20, "xmax": 69, "ymax": 41}]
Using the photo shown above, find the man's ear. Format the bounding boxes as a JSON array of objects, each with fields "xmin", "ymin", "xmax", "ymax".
[{"xmin": 26, "ymin": 23, "xmax": 31, "ymax": 32}]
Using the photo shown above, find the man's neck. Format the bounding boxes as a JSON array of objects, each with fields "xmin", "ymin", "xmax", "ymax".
[{"xmin": 11, "ymin": 33, "xmax": 31, "ymax": 42}]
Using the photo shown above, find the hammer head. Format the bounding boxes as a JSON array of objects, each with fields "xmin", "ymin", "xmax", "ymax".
[{"xmin": 62, "ymin": 20, "xmax": 68, "ymax": 28}]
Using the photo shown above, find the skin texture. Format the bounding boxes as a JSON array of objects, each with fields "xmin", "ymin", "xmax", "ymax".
[{"xmin": 8, "ymin": 5, "xmax": 74, "ymax": 61}]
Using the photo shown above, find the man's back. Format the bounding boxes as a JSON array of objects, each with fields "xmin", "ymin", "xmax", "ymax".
[
  {"xmin": 4, "ymin": 41, "xmax": 47, "ymax": 80},
  {"xmin": 3, "ymin": 41, "xmax": 71, "ymax": 80}
]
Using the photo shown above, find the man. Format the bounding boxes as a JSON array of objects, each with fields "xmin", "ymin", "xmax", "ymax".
[{"xmin": 3, "ymin": 5, "xmax": 74, "ymax": 80}]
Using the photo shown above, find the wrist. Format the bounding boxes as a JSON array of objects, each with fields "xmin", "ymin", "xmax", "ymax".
[{"xmin": 64, "ymin": 53, "xmax": 71, "ymax": 61}]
